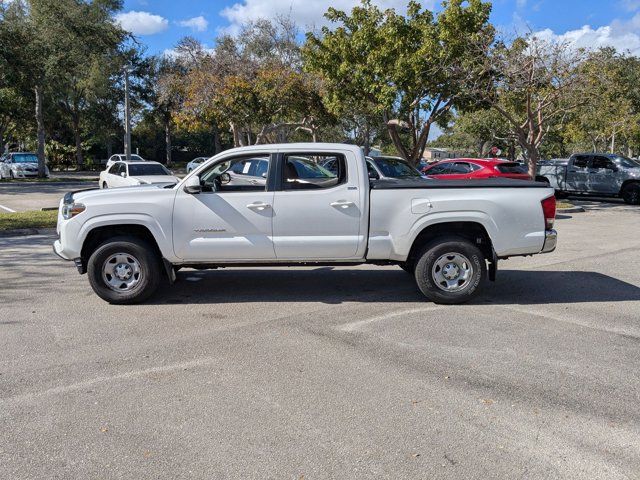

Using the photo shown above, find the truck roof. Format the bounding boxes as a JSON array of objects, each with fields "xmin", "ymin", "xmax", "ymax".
[{"xmin": 221, "ymin": 143, "xmax": 364, "ymax": 154}]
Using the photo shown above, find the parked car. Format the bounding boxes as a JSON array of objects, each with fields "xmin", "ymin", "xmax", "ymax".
[
  {"xmin": 105, "ymin": 153, "xmax": 145, "ymax": 168},
  {"xmin": 323, "ymin": 155, "xmax": 424, "ymax": 180},
  {"xmin": 54, "ymin": 143, "xmax": 557, "ymax": 305},
  {"xmin": 537, "ymin": 153, "xmax": 640, "ymax": 204},
  {"xmin": 0, "ymin": 152, "xmax": 50, "ymax": 179},
  {"xmin": 422, "ymin": 158, "xmax": 531, "ymax": 181},
  {"xmin": 99, "ymin": 161, "xmax": 179, "ymax": 189},
  {"xmin": 186, "ymin": 157, "xmax": 209, "ymax": 173}
]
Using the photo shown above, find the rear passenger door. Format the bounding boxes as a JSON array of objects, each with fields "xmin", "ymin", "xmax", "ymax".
[{"xmin": 271, "ymin": 152, "xmax": 363, "ymax": 260}]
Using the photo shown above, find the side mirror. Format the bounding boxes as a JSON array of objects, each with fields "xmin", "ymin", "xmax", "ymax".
[
  {"xmin": 368, "ymin": 170, "xmax": 379, "ymax": 179},
  {"xmin": 219, "ymin": 172, "xmax": 231, "ymax": 184},
  {"xmin": 120, "ymin": 172, "xmax": 126, "ymax": 178},
  {"xmin": 183, "ymin": 175, "xmax": 201, "ymax": 194},
  {"xmin": 261, "ymin": 172, "xmax": 267, "ymax": 178}
]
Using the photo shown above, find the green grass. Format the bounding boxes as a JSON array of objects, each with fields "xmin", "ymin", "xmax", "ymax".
[
  {"xmin": 556, "ymin": 201, "xmax": 575, "ymax": 210},
  {"xmin": 0, "ymin": 210, "xmax": 58, "ymax": 231}
]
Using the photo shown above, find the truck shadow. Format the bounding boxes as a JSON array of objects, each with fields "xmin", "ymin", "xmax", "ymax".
[{"xmin": 153, "ymin": 268, "xmax": 640, "ymax": 305}]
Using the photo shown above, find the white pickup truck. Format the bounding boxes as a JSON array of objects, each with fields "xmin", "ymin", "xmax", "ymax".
[{"xmin": 53, "ymin": 143, "xmax": 557, "ymax": 305}]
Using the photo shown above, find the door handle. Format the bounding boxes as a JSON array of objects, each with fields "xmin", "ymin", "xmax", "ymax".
[
  {"xmin": 330, "ymin": 200, "xmax": 354, "ymax": 209},
  {"xmin": 247, "ymin": 202, "xmax": 271, "ymax": 211}
]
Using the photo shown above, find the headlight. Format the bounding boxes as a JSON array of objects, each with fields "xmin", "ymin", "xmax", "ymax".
[{"xmin": 62, "ymin": 202, "xmax": 86, "ymax": 220}]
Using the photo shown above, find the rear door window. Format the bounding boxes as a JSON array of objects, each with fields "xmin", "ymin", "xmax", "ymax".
[
  {"xmin": 449, "ymin": 162, "xmax": 473, "ymax": 174},
  {"xmin": 283, "ymin": 154, "xmax": 346, "ymax": 190},
  {"xmin": 495, "ymin": 162, "xmax": 528, "ymax": 174},
  {"xmin": 590, "ymin": 156, "xmax": 615, "ymax": 170}
]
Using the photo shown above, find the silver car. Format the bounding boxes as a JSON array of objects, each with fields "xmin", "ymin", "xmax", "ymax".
[
  {"xmin": 186, "ymin": 157, "xmax": 209, "ymax": 173},
  {"xmin": 0, "ymin": 152, "xmax": 50, "ymax": 179}
]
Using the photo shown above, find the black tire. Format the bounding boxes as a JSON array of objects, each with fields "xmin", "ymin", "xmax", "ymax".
[
  {"xmin": 87, "ymin": 236, "xmax": 161, "ymax": 304},
  {"xmin": 414, "ymin": 236, "xmax": 486, "ymax": 304},
  {"xmin": 399, "ymin": 261, "xmax": 414, "ymax": 274},
  {"xmin": 9, "ymin": 170, "xmax": 15, "ymax": 180},
  {"xmin": 621, "ymin": 182, "xmax": 640, "ymax": 205},
  {"xmin": 102, "ymin": 182, "xmax": 108, "ymax": 189}
]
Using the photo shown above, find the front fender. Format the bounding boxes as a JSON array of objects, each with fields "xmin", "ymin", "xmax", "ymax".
[{"xmin": 77, "ymin": 213, "xmax": 172, "ymax": 256}]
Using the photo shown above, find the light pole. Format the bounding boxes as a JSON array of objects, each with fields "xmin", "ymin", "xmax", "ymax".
[{"xmin": 123, "ymin": 66, "xmax": 132, "ymax": 161}]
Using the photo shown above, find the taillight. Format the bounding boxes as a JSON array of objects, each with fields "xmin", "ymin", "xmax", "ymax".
[{"xmin": 541, "ymin": 195, "xmax": 556, "ymax": 230}]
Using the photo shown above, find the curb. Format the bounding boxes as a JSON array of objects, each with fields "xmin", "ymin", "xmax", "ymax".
[{"xmin": 0, "ymin": 227, "xmax": 57, "ymax": 238}]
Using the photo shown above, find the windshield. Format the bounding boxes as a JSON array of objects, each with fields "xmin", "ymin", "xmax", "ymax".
[
  {"xmin": 372, "ymin": 157, "xmax": 421, "ymax": 177},
  {"xmin": 13, "ymin": 154, "xmax": 38, "ymax": 163},
  {"xmin": 612, "ymin": 156, "xmax": 640, "ymax": 168},
  {"xmin": 128, "ymin": 164, "xmax": 170, "ymax": 176}
]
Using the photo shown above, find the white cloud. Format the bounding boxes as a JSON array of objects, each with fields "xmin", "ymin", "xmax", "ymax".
[
  {"xmin": 620, "ymin": 0, "xmax": 640, "ymax": 11},
  {"xmin": 178, "ymin": 15, "xmax": 209, "ymax": 32},
  {"xmin": 114, "ymin": 11, "xmax": 169, "ymax": 36},
  {"xmin": 534, "ymin": 14, "xmax": 640, "ymax": 53},
  {"xmin": 220, "ymin": 0, "xmax": 436, "ymax": 32}
]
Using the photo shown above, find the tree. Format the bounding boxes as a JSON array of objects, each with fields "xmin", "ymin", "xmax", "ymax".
[
  {"xmin": 175, "ymin": 18, "xmax": 331, "ymax": 148},
  {"xmin": 0, "ymin": 0, "xmax": 125, "ymax": 173},
  {"xmin": 432, "ymin": 108, "xmax": 512, "ymax": 157},
  {"xmin": 303, "ymin": 0, "xmax": 495, "ymax": 165},
  {"xmin": 139, "ymin": 56, "xmax": 185, "ymax": 166},
  {"xmin": 563, "ymin": 49, "xmax": 640, "ymax": 156},
  {"xmin": 471, "ymin": 36, "xmax": 586, "ymax": 176}
]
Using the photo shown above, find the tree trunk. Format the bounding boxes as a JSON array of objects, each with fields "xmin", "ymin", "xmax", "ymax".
[
  {"xmin": 35, "ymin": 85, "xmax": 46, "ymax": 178},
  {"xmin": 230, "ymin": 123, "xmax": 242, "ymax": 147},
  {"xmin": 527, "ymin": 146, "xmax": 539, "ymax": 178},
  {"xmin": 363, "ymin": 124, "xmax": 370, "ymax": 156},
  {"xmin": 212, "ymin": 124, "xmax": 222, "ymax": 154},
  {"xmin": 72, "ymin": 113, "xmax": 83, "ymax": 170},
  {"xmin": 0, "ymin": 126, "xmax": 5, "ymax": 156},
  {"xmin": 164, "ymin": 116, "xmax": 172, "ymax": 167},
  {"xmin": 610, "ymin": 129, "xmax": 615, "ymax": 154}
]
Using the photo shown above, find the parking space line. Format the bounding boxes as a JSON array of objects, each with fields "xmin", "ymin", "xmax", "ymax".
[
  {"xmin": 0, "ymin": 204, "xmax": 16, "ymax": 213},
  {"xmin": 339, "ymin": 306, "xmax": 444, "ymax": 332}
]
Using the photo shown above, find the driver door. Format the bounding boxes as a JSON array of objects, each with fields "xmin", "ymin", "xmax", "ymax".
[{"xmin": 172, "ymin": 153, "xmax": 276, "ymax": 261}]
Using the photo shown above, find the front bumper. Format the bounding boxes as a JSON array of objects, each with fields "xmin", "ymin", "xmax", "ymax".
[{"xmin": 541, "ymin": 229, "xmax": 557, "ymax": 253}]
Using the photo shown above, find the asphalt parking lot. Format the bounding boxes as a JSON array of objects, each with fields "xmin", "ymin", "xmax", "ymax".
[
  {"xmin": 1, "ymin": 203, "xmax": 639, "ymax": 479},
  {"xmin": 0, "ymin": 180, "xmax": 97, "ymax": 212}
]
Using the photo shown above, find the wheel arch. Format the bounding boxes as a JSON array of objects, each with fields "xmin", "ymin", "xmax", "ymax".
[
  {"xmin": 80, "ymin": 223, "xmax": 164, "ymax": 273},
  {"xmin": 406, "ymin": 221, "xmax": 495, "ymax": 268}
]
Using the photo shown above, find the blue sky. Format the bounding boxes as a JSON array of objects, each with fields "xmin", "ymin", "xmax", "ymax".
[{"xmin": 118, "ymin": 0, "xmax": 640, "ymax": 56}]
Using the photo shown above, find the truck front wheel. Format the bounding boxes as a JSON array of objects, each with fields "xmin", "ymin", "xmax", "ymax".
[
  {"xmin": 414, "ymin": 237, "xmax": 486, "ymax": 304},
  {"xmin": 87, "ymin": 236, "xmax": 161, "ymax": 304}
]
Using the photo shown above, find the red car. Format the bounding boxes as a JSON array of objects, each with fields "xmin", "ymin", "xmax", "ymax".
[{"xmin": 422, "ymin": 158, "xmax": 531, "ymax": 181}]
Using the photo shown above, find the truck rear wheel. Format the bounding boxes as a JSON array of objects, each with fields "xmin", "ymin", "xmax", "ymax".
[
  {"xmin": 414, "ymin": 236, "xmax": 486, "ymax": 304},
  {"xmin": 87, "ymin": 236, "xmax": 161, "ymax": 304},
  {"xmin": 621, "ymin": 182, "xmax": 640, "ymax": 205}
]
